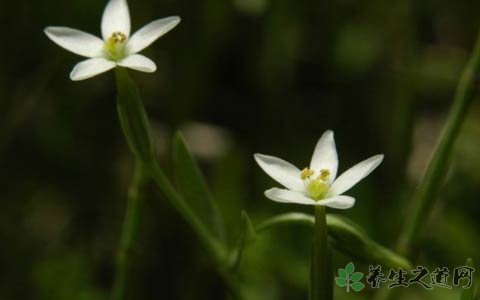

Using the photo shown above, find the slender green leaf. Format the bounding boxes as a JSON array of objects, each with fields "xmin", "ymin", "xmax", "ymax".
[
  {"xmin": 398, "ymin": 30, "xmax": 480, "ymax": 256},
  {"xmin": 172, "ymin": 132, "xmax": 225, "ymax": 241},
  {"xmin": 228, "ymin": 211, "xmax": 256, "ymax": 270},
  {"xmin": 327, "ymin": 214, "xmax": 412, "ymax": 270},
  {"xmin": 256, "ymin": 212, "xmax": 314, "ymax": 233},
  {"xmin": 148, "ymin": 161, "xmax": 226, "ymax": 264},
  {"xmin": 254, "ymin": 212, "xmax": 411, "ymax": 269},
  {"xmin": 241, "ymin": 210, "xmax": 257, "ymax": 243}
]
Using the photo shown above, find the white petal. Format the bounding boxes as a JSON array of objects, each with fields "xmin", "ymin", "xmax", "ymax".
[
  {"xmin": 310, "ymin": 130, "xmax": 338, "ymax": 182},
  {"xmin": 316, "ymin": 195, "xmax": 355, "ymax": 209},
  {"xmin": 70, "ymin": 58, "xmax": 116, "ymax": 81},
  {"xmin": 265, "ymin": 188, "xmax": 316, "ymax": 205},
  {"xmin": 101, "ymin": 0, "xmax": 131, "ymax": 40},
  {"xmin": 254, "ymin": 154, "xmax": 305, "ymax": 192},
  {"xmin": 44, "ymin": 27, "xmax": 104, "ymax": 58},
  {"xmin": 127, "ymin": 16, "xmax": 181, "ymax": 54},
  {"xmin": 117, "ymin": 54, "xmax": 156, "ymax": 72},
  {"xmin": 328, "ymin": 154, "xmax": 384, "ymax": 196}
]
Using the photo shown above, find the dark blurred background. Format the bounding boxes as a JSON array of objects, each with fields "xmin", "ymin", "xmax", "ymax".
[{"xmin": 1, "ymin": 0, "xmax": 479, "ymax": 299}]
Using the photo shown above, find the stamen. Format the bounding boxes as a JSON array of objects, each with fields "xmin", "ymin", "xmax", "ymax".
[
  {"xmin": 305, "ymin": 168, "xmax": 331, "ymax": 200},
  {"xmin": 301, "ymin": 167, "xmax": 314, "ymax": 180},
  {"xmin": 109, "ymin": 32, "xmax": 127, "ymax": 44},
  {"xmin": 319, "ymin": 169, "xmax": 330, "ymax": 181},
  {"xmin": 104, "ymin": 32, "xmax": 127, "ymax": 61}
]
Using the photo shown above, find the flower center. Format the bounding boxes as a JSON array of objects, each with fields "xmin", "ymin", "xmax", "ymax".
[
  {"xmin": 301, "ymin": 167, "xmax": 331, "ymax": 200},
  {"xmin": 104, "ymin": 32, "xmax": 127, "ymax": 61}
]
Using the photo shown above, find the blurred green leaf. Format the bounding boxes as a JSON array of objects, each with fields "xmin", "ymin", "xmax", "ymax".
[
  {"xmin": 33, "ymin": 253, "xmax": 105, "ymax": 300},
  {"xmin": 327, "ymin": 214, "xmax": 412, "ymax": 270},
  {"xmin": 397, "ymin": 30, "xmax": 480, "ymax": 257},
  {"xmin": 172, "ymin": 131, "xmax": 225, "ymax": 241}
]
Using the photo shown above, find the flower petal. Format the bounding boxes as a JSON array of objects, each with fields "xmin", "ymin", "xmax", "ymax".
[
  {"xmin": 310, "ymin": 130, "xmax": 338, "ymax": 182},
  {"xmin": 117, "ymin": 54, "xmax": 156, "ymax": 72},
  {"xmin": 70, "ymin": 58, "xmax": 116, "ymax": 81},
  {"xmin": 44, "ymin": 27, "xmax": 104, "ymax": 58},
  {"xmin": 127, "ymin": 16, "xmax": 181, "ymax": 54},
  {"xmin": 328, "ymin": 154, "xmax": 384, "ymax": 196},
  {"xmin": 316, "ymin": 195, "xmax": 355, "ymax": 209},
  {"xmin": 265, "ymin": 188, "xmax": 316, "ymax": 205},
  {"xmin": 101, "ymin": 0, "xmax": 131, "ymax": 40},
  {"xmin": 254, "ymin": 153, "xmax": 305, "ymax": 191}
]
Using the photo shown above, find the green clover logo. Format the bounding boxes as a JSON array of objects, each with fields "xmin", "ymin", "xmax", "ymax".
[{"xmin": 335, "ymin": 262, "xmax": 365, "ymax": 292}]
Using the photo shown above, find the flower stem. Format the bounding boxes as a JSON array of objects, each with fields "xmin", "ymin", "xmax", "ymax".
[
  {"xmin": 310, "ymin": 205, "xmax": 333, "ymax": 300},
  {"xmin": 113, "ymin": 67, "xmax": 242, "ymax": 298},
  {"xmin": 397, "ymin": 30, "xmax": 480, "ymax": 257},
  {"xmin": 111, "ymin": 161, "xmax": 147, "ymax": 300},
  {"xmin": 114, "ymin": 67, "xmax": 225, "ymax": 263}
]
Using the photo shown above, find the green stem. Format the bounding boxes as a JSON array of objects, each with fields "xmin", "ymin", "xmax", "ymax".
[
  {"xmin": 397, "ymin": 30, "xmax": 480, "ymax": 257},
  {"xmin": 310, "ymin": 206, "xmax": 333, "ymax": 300},
  {"xmin": 115, "ymin": 68, "xmax": 155, "ymax": 164},
  {"xmin": 114, "ymin": 67, "xmax": 240, "ymax": 297},
  {"xmin": 111, "ymin": 161, "xmax": 147, "ymax": 300},
  {"xmin": 114, "ymin": 67, "xmax": 225, "ymax": 263}
]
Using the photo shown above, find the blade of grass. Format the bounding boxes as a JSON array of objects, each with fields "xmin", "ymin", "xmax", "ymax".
[
  {"xmin": 375, "ymin": 29, "xmax": 480, "ymax": 300},
  {"xmin": 148, "ymin": 160, "xmax": 226, "ymax": 262},
  {"xmin": 397, "ymin": 30, "xmax": 480, "ymax": 256},
  {"xmin": 172, "ymin": 132, "xmax": 226, "ymax": 241},
  {"xmin": 228, "ymin": 211, "xmax": 256, "ymax": 271}
]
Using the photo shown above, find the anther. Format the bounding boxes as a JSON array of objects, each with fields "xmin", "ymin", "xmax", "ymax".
[
  {"xmin": 319, "ymin": 169, "xmax": 330, "ymax": 181},
  {"xmin": 109, "ymin": 32, "xmax": 127, "ymax": 44},
  {"xmin": 301, "ymin": 167, "xmax": 314, "ymax": 180}
]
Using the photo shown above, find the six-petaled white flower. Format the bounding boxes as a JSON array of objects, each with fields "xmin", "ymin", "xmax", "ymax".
[
  {"xmin": 44, "ymin": 0, "xmax": 180, "ymax": 81},
  {"xmin": 254, "ymin": 130, "xmax": 384, "ymax": 209}
]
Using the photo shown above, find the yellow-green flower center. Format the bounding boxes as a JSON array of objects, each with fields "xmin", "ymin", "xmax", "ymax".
[
  {"xmin": 301, "ymin": 167, "xmax": 331, "ymax": 200},
  {"xmin": 104, "ymin": 32, "xmax": 127, "ymax": 61}
]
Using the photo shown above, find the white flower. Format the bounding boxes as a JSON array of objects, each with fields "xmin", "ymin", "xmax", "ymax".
[
  {"xmin": 44, "ymin": 0, "xmax": 180, "ymax": 81},
  {"xmin": 254, "ymin": 130, "xmax": 384, "ymax": 209}
]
